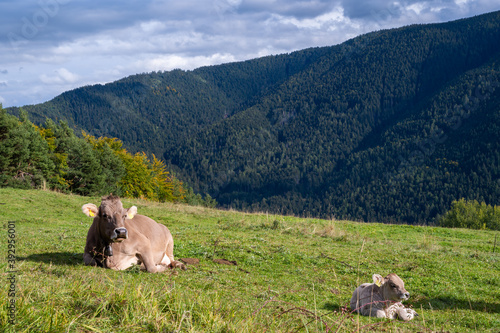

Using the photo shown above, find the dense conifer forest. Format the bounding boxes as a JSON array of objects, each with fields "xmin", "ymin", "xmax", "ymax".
[{"xmin": 6, "ymin": 11, "xmax": 500, "ymax": 224}]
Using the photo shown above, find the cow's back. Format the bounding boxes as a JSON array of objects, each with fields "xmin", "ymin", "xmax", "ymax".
[
  {"xmin": 125, "ymin": 214, "xmax": 170, "ymax": 243},
  {"xmin": 350, "ymin": 283, "xmax": 384, "ymax": 313}
]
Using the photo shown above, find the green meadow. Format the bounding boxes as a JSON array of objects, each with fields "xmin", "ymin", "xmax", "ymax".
[{"xmin": 0, "ymin": 188, "xmax": 499, "ymax": 332}]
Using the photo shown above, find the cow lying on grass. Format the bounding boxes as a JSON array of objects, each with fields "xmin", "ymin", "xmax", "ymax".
[
  {"xmin": 350, "ymin": 273, "xmax": 418, "ymax": 321},
  {"xmin": 81, "ymin": 195, "xmax": 185, "ymax": 273}
]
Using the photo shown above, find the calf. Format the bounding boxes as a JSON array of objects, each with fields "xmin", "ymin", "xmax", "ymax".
[
  {"xmin": 350, "ymin": 273, "xmax": 418, "ymax": 321},
  {"xmin": 82, "ymin": 195, "xmax": 185, "ymax": 273}
]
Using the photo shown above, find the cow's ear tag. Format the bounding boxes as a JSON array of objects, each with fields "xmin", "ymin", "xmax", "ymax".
[
  {"xmin": 82, "ymin": 204, "xmax": 98, "ymax": 218},
  {"xmin": 373, "ymin": 274, "xmax": 383, "ymax": 287},
  {"xmin": 127, "ymin": 206, "xmax": 138, "ymax": 219}
]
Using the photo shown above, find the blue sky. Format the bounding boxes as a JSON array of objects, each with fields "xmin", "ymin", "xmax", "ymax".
[{"xmin": 1, "ymin": 0, "xmax": 498, "ymax": 107}]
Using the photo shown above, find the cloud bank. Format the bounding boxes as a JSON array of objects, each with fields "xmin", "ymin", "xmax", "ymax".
[{"xmin": 0, "ymin": 0, "xmax": 498, "ymax": 107}]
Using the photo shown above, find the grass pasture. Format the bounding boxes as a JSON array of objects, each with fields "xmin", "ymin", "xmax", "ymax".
[{"xmin": 0, "ymin": 188, "xmax": 499, "ymax": 332}]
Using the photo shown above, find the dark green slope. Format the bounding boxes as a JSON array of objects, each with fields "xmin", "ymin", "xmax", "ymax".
[
  {"xmin": 167, "ymin": 11, "xmax": 500, "ymax": 223},
  {"xmin": 316, "ymin": 63, "xmax": 500, "ymax": 223},
  {"xmin": 8, "ymin": 48, "xmax": 330, "ymax": 157},
  {"xmin": 8, "ymin": 11, "xmax": 500, "ymax": 223}
]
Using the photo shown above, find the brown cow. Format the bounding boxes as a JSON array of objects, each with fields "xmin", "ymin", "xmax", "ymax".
[
  {"xmin": 350, "ymin": 273, "xmax": 418, "ymax": 321},
  {"xmin": 81, "ymin": 195, "xmax": 185, "ymax": 272}
]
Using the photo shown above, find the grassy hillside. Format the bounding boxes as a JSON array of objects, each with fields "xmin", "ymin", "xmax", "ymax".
[{"xmin": 1, "ymin": 188, "xmax": 499, "ymax": 332}]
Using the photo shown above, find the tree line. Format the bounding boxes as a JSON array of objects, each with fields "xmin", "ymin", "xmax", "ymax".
[{"xmin": 0, "ymin": 107, "xmax": 216, "ymax": 207}]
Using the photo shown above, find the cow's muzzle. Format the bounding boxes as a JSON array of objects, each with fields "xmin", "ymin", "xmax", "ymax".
[{"xmin": 112, "ymin": 227, "xmax": 128, "ymax": 241}]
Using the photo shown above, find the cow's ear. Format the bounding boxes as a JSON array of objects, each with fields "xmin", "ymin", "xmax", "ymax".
[
  {"xmin": 126, "ymin": 206, "xmax": 137, "ymax": 219},
  {"xmin": 82, "ymin": 204, "xmax": 98, "ymax": 218},
  {"xmin": 373, "ymin": 274, "xmax": 384, "ymax": 287}
]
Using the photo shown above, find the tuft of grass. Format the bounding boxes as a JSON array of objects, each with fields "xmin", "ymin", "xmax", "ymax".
[
  {"xmin": 1, "ymin": 188, "xmax": 500, "ymax": 332},
  {"xmin": 314, "ymin": 222, "xmax": 348, "ymax": 241},
  {"xmin": 416, "ymin": 234, "xmax": 440, "ymax": 251}
]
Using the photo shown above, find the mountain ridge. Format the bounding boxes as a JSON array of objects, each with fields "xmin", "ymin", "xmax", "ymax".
[{"xmin": 7, "ymin": 10, "xmax": 500, "ymax": 223}]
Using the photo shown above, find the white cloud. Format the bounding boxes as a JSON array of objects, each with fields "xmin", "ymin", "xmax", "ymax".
[
  {"xmin": 0, "ymin": 0, "xmax": 498, "ymax": 107},
  {"xmin": 136, "ymin": 53, "xmax": 238, "ymax": 72},
  {"xmin": 455, "ymin": 0, "xmax": 471, "ymax": 7},
  {"xmin": 406, "ymin": 3, "xmax": 426, "ymax": 15},
  {"xmin": 39, "ymin": 68, "xmax": 79, "ymax": 85},
  {"xmin": 139, "ymin": 20, "xmax": 167, "ymax": 33},
  {"xmin": 270, "ymin": 6, "xmax": 347, "ymax": 30}
]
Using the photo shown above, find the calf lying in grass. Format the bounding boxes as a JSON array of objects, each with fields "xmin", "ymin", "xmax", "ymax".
[{"xmin": 350, "ymin": 273, "xmax": 418, "ymax": 321}]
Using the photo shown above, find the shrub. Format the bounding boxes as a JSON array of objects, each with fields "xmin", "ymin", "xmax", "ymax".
[{"xmin": 438, "ymin": 198, "xmax": 500, "ymax": 230}]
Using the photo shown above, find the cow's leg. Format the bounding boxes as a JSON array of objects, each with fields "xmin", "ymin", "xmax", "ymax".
[
  {"xmin": 362, "ymin": 297, "xmax": 387, "ymax": 318},
  {"xmin": 141, "ymin": 257, "xmax": 160, "ymax": 273},
  {"xmin": 359, "ymin": 303, "xmax": 386, "ymax": 318},
  {"xmin": 109, "ymin": 255, "xmax": 139, "ymax": 270},
  {"xmin": 164, "ymin": 239, "xmax": 186, "ymax": 270},
  {"xmin": 160, "ymin": 253, "xmax": 171, "ymax": 266},
  {"xmin": 83, "ymin": 252, "xmax": 98, "ymax": 266},
  {"xmin": 396, "ymin": 306, "xmax": 418, "ymax": 321},
  {"xmin": 165, "ymin": 239, "xmax": 175, "ymax": 263},
  {"xmin": 370, "ymin": 308, "xmax": 387, "ymax": 318},
  {"xmin": 362, "ymin": 301, "xmax": 387, "ymax": 318},
  {"xmin": 139, "ymin": 250, "xmax": 168, "ymax": 273},
  {"xmin": 159, "ymin": 253, "xmax": 186, "ymax": 270},
  {"xmin": 168, "ymin": 260, "xmax": 187, "ymax": 270},
  {"xmin": 386, "ymin": 303, "xmax": 403, "ymax": 320}
]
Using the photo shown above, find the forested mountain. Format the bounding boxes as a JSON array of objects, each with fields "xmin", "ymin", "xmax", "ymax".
[{"xmin": 8, "ymin": 11, "xmax": 500, "ymax": 224}]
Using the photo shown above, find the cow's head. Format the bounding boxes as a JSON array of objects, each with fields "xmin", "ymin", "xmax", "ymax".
[
  {"xmin": 82, "ymin": 195, "xmax": 137, "ymax": 243},
  {"xmin": 373, "ymin": 273, "xmax": 410, "ymax": 301}
]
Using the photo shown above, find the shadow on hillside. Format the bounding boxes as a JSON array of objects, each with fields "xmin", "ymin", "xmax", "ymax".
[
  {"xmin": 428, "ymin": 297, "xmax": 500, "ymax": 314},
  {"xmin": 19, "ymin": 252, "xmax": 83, "ymax": 266},
  {"xmin": 322, "ymin": 301, "xmax": 354, "ymax": 313},
  {"xmin": 323, "ymin": 302, "xmax": 341, "ymax": 311}
]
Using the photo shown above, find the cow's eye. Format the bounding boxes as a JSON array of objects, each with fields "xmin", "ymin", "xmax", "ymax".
[{"xmin": 390, "ymin": 283, "xmax": 396, "ymax": 288}]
